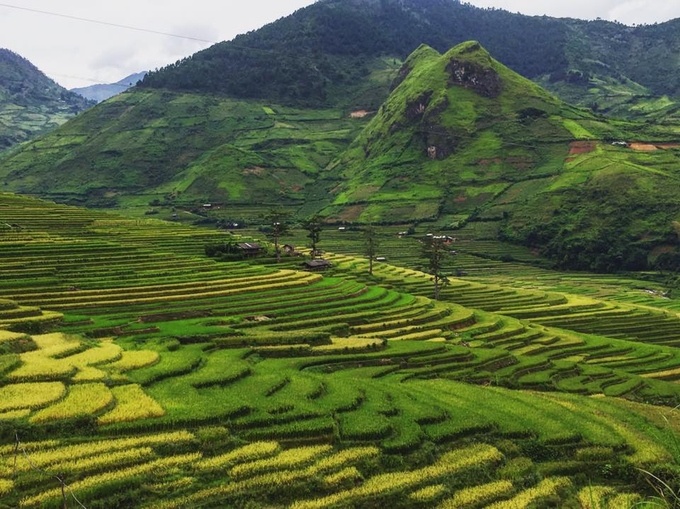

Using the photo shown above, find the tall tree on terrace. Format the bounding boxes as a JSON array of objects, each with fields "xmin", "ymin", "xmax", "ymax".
[
  {"xmin": 263, "ymin": 209, "xmax": 291, "ymax": 263},
  {"xmin": 421, "ymin": 235, "xmax": 451, "ymax": 301},
  {"xmin": 301, "ymin": 215, "xmax": 323, "ymax": 259},
  {"xmin": 363, "ymin": 225, "xmax": 380, "ymax": 276}
]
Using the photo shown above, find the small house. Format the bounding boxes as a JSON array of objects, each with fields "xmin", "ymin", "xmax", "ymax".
[
  {"xmin": 236, "ymin": 242, "xmax": 264, "ymax": 257},
  {"xmin": 303, "ymin": 259, "xmax": 332, "ymax": 271},
  {"xmin": 283, "ymin": 244, "xmax": 300, "ymax": 256}
]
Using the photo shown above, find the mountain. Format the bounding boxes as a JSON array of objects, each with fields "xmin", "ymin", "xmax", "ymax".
[
  {"xmin": 0, "ymin": 88, "xmax": 372, "ymax": 209},
  {"xmin": 319, "ymin": 41, "xmax": 680, "ymax": 271},
  {"xmin": 320, "ymin": 40, "xmax": 593, "ymax": 221},
  {"xmin": 0, "ymin": 49, "xmax": 95, "ymax": 151},
  {"xmin": 71, "ymin": 72, "xmax": 147, "ymax": 103},
  {"xmin": 2, "ymin": 0, "xmax": 680, "ymax": 272},
  {"xmin": 138, "ymin": 0, "xmax": 680, "ymax": 120}
]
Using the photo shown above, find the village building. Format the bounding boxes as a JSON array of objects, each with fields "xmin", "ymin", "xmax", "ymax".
[
  {"xmin": 303, "ymin": 259, "xmax": 332, "ymax": 271},
  {"xmin": 236, "ymin": 242, "xmax": 265, "ymax": 257}
]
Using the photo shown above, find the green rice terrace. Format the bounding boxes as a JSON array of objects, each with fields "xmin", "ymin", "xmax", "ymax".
[{"xmin": 0, "ymin": 192, "xmax": 679, "ymax": 508}]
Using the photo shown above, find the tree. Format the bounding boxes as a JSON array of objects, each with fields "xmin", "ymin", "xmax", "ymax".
[
  {"xmin": 654, "ymin": 250, "xmax": 680, "ymax": 297},
  {"xmin": 263, "ymin": 209, "xmax": 290, "ymax": 263},
  {"xmin": 204, "ymin": 234, "xmax": 236, "ymax": 258},
  {"xmin": 421, "ymin": 235, "xmax": 450, "ymax": 300},
  {"xmin": 363, "ymin": 225, "xmax": 380, "ymax": 276},
  {"xmin": 301, "ymin": 215, "xmax": 323, "ymax": 259}
]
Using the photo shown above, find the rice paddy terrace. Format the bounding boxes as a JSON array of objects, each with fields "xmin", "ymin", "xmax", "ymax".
[{"xmin": 0, "ymin": 193, "xmax": 679, "ymax": 508}]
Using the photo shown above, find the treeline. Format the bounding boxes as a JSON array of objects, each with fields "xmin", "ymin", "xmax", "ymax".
[
  {"xmin": 140, "ymin": 0, "xmax": 680, "ymax": 106},
  {"xmin": 500, "ymin": 186, "xmax": 680, "ymax": 273},
  {"xmin": 139, "ymin": 0, "xmax": 569, "ymax": 106}
]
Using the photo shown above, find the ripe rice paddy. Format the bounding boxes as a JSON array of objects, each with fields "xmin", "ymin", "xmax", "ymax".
[{"xmin": 0, "ymin": 192, "xmax": 678, "ymax": 507}]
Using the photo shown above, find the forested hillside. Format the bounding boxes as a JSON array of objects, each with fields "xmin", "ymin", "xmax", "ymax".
[
  {"xmin": 140, "ymin": 0, "xmax": 680, "ymax": 118},
  {"xmin": 0, "ymin": 49, "xmax": 94, "ymax": 151}
]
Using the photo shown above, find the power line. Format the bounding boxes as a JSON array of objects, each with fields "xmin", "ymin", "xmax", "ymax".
[
  {"xmin": 0, "ymin": 2, "xmax": 217, "ymax": 43},
  {"xmin": 14, "ymin": 432, "xmax": 88, "ymax": 509}
]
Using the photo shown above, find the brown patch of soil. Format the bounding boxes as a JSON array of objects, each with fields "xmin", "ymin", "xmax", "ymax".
[
  {"xmin": 629, "ymin": 142, "xmax": 659, "ymax": 152},
  {"xmin": 336, "ymin": 204, "xmax": 366, "ymax": 222},
  {"xmin": 568, "ymin": 141, "xmax": 596, "ymax": 156},
  {"xmin": 349, "ymin": 110, "xmax": 372, "ymax": 118}
]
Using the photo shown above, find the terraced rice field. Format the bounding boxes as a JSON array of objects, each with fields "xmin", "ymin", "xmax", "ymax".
[{"xmin": 0, "ymin": 193, "xmax": 679, "ymax": 508}]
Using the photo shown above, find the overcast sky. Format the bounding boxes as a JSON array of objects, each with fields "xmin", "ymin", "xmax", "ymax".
[{"xmin": 1, "ymin": 0, "xmax": 679, "ymax": 90}]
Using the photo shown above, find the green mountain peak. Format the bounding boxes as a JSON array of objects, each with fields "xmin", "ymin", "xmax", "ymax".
[{"xmin": 322, "ymin": 40, "xmax": 575, "ymax": 222}]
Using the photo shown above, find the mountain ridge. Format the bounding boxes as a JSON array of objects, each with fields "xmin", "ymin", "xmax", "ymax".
[
  {"xmin": 137, "ymin": 0, "xmax": 680, "ymax": 118},
  {"xmin": 0, "ymin": 48, "xmax": 94, "ymax": 151},
  {"xmin": 71, "ymin": 72, "xmax": 147, "ymax": 103},
  {"xmin": 315, "ymin": 40, "xmax": 680, "ymax": 271}
]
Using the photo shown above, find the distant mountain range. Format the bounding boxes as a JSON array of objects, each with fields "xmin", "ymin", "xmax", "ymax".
[
  {"xmin": 0, "ymin": 48, "xmax": 94, "ymax": 151},
  {"xmin": 71, "ymin": 72, "xmax": 147, "ymax": 103}
]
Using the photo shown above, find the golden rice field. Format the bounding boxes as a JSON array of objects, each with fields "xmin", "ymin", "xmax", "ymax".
[{"xmin": 0, "ymin": 192, "xmax": 678, "ymax": 507}]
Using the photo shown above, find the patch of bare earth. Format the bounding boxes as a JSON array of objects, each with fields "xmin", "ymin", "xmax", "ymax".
[
  {"xmin": 349, "ymin": 110, "xmax": 371, "ymax": 118},
  {"xmin": 568, "ymin": 141, "xmax": 596, "ymax": 156},
  {"xmin": 243, "ymin": 166, "xmax": 266, "ymax": 176},
  {"xmin": 336, "ymin": 204, "xmax": 366, "ymax": 222},
  {"xmin": 629, "ymin": 142, "xmax": 659, "ymax": 152},
  {"xmin": 627, "ymin": 142, "xmax": 680, "ymax": 151}
]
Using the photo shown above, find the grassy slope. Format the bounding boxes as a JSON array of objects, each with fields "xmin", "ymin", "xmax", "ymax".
[
  {"xmin": 0, "ymin": 90, "xmax": 374, "ymax": 211},
  {"xmin": 321, "ymin": 41, "xmax": 576, "ymax": 221},
  {"xmin": 317, "ymin": 41, "xmax": 680, "ymax": 270},
  {"xmin": 0, "ymin": 55, "xmax": 402, "ymax": 212}
]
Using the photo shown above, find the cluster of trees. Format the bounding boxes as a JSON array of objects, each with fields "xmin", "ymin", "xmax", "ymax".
[
  {"xmin": 208, "ymin": 211, "xmax": 453, "ymax": 301},
  {"xmin": 203, "ymin": 237, "xmax": 242, "ymax": 260},
  {"xmin": 501, "ymin": 218, "xmax": 654, "ymax": 273}
]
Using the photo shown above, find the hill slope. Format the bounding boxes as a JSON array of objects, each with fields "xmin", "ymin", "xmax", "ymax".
[
  {"xmin": 0, "ymin": 190, "xmax": 679, "ymax": 507},
  {"xmin": 138, "ymin": 0, "xmax": 680, "ymax": 119},
  {"xmin": 1, "ymin": 40, "xmax": 680, "ymax": 272},
  {"xmin": 320, "ymin": 41, "xmax": 680, "ymax": 271},
  {"xmin": 0, "ymin": 88, "xmax": 383, "ymax": 209},
  {"xmin": 0, "ymin": 49, "xmax": 94, "ymax": 151}
]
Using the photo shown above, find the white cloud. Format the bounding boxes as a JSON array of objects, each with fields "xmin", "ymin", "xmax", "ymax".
[
  {"xmin": 0, "ymin": 0, "xmax": 318, "ymax": 88},
  {"xmin": 464, "ymin": 0, "xmax": 680, "ymax": 24}
]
